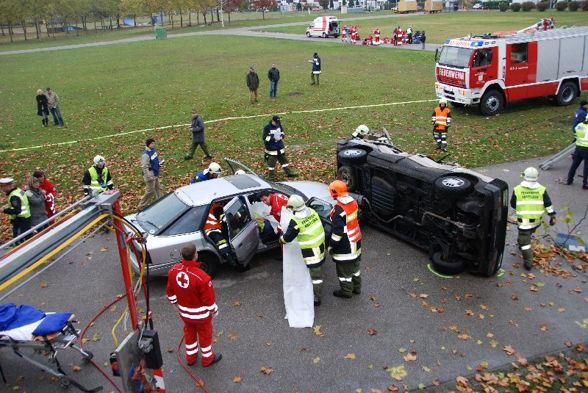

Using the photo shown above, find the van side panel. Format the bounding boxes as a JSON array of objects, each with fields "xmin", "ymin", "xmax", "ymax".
[
  {"xmin": 536, "ymin": 39, "xmax": 559, "ymax": 82},
  {"xmin": 558, "ymin": 36, "xmax": 584, "ymax": 78}
]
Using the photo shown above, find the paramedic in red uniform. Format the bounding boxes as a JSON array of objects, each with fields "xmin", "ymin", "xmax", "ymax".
[{"xmin": 167, "ymin": 244, "xmax": 222, "ymax": 367}]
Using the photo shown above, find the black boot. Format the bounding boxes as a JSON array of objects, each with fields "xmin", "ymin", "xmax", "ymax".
[{"xmin": 333, "ymin": 290, "xmax": 352, "ymax": 299}]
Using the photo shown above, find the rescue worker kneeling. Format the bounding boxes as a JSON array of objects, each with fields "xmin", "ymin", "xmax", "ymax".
[
  {"xmin": 328, "ymin": 180, "xmax": 362, "ymax": 299},
  {"xmin": 204, "ymin": 202, "xmax": 237, "ymax": 266},
  {"xmin": 280, "ymin": 195, "xmax": 326, "ymax": 307},
  {"xmin": 166, "ymin": 244, "xmax": 222, "ymax": 367}
]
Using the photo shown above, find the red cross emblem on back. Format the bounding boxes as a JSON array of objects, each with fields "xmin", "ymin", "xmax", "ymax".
[{"xmin": 176, "ymin": 271, "xmax": 190, "ymax": 289}]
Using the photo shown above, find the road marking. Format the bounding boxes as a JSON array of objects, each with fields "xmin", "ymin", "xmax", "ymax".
[{"xmin": 1, "ymin": 98, "xmax": 437, "ymax": 153}]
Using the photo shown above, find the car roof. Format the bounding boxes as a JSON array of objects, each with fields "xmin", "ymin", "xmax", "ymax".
[{"xmin": 175, "ymin": 174, "xmax": 271, "ymax": 207}]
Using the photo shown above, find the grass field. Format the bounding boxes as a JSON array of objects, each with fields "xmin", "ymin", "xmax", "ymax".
[
  {"xmin": 0, "ymin": 12, "xmax": 583, "ymax": 238},
  {"xmin": 262, "ymin": 11, "xmax": 588, "ymax": 43}
]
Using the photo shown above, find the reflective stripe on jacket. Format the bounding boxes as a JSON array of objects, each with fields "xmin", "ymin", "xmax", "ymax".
[
  {"xmin": 8, "ymin": 188, "xmax": 31, "ymax": 220},
  {"xmin": 292, "ymin": 209, "xmax": 326, "ymax": 266},
  {"xmin": 330, "ymin": 195, "xmax": 362, "ymax": 262}
]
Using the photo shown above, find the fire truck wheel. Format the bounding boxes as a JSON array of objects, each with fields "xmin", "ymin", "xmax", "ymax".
[
  {"xmin": 480, "ymin": 89, "xmax": 504, "ymax": 116},
  {"xmin": 555, "ymin": 81, "xmax": 578, "ymax": 106},
  {"xmin": 337, "ymin": 165, "xmax": 357, "ymax": 192}
]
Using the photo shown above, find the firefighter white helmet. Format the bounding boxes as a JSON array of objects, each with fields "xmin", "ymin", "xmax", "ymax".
[
  {"xmin": 234, "ymin": 169, "xmax": 246, "ymax": 175},
  {"xmin": 439, "ymin": 98, "xmax": 448, "ymax": 106},
  {"xmin": 286, "ymin": 194, "xmax": 305, "ymax": 212},
  {"xmin": 208, "ymin": 162, "xmax": 222, "ymax": 175},
  {"xmin": 93, "ymin": 155, "xmax": 105, "ymax": 166},
  {"xmin": 355, "ymin": 124, "xmax": 370, "ymax": 137},
  {"xmin": 522, "ymin": 167, "xmax": 539, "ymax": 182}
]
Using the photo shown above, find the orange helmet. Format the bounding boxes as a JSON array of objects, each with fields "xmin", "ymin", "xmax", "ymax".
[{"xmin": 329, "ymin": 180, "xmax": 348, "ymax": 198}]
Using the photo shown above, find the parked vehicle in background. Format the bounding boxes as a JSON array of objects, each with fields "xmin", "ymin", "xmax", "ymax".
[
  {"xmin": 472, "ymin": 3, "xmax": 483, "ymax": 9},
  {"xmin": 435, "ymin": 25, "xmax": 588, "ymax": 116},
  {"xmin": 306, "ymin": 16, "xmax": 339, "ymax": 38},
  {"xmin": 336, "ymin": 133, "xmax": 508, "ymax": 277}
]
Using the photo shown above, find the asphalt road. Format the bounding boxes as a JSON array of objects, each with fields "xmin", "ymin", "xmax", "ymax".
[{"xmin": 2, "ymin": 154, "xmax": 587, "ymax": 392}]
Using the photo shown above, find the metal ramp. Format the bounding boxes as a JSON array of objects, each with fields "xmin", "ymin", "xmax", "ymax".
[{"xmin": 539, "ymin": 143, "xmax": 575, "ymax": 170}]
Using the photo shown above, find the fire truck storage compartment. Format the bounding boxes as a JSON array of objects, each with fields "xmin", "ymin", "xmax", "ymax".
[{"xmin": 558, "ymin": 36, "xmax": 586, "ymax": 78}]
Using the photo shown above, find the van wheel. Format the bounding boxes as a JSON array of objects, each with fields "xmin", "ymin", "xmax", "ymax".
[
  {"xmin": 306, "ymin": 31, "xmax": 311, "ymax": 37},
  {"xmin": 433, "ymin": 175, "xmax": 473, "ymax": 197},
  {"xmin": 199, "ymin": 252, "xmax": 219, "ymax": 278},
  {"xmin": 431, "ymin": 251, "xmax": 466, "ymax": 276},
  {"xmin": 555, "ymin": 81, "xmax": 577, "ymax": 106},
  {"xmin": 479, "ymin": 89, "xmax": 504, "ymax": 116},
  {"xmin": 337, "ymin": 165, "xmax": 357, "ymax": 192},
  {"xmin": 322, "ymin": 32, "xmax": 327, "ymax": 38},
  {"xmin": 337, "ymin": 148, "xmax": 367, "ymax": 164}
]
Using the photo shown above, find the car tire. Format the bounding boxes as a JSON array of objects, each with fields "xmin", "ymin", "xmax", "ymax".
[
  {"xmin": 555, "ymin": 81, "xmax": 577, "ymax": 106},
  {"xmin": 199, "ymin": 252, "xmax": 219, "ymax": 278},
  {"xmin": 431, "ymin": 251, "xmax": 466, "ymax": 276},
  {"xmin": 337, "ymin": 148, "xmax": 368, "ymax": 165},
  {"xmin": 479, "ymin": 89, "xmax": 504, "ymax": 116},
  {"xmin": 337, "ymin": 165, "xmax": 358, "ymax": 192},
  {"xmin": 434, "ymin": 175, "xmax": 473, "ymax": 197}
]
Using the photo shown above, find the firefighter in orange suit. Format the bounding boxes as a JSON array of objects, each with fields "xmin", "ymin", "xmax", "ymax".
[
  {"xmin": 167, "ymin": 244, "xmax": 222, "ymax": 367},
  {"xmin": 432, "ymin": 98, "xmax": 452, "ymax": 151},
  {"xmin": 328, "ymin": 180, "xmax": 362, "ymax": 299}
]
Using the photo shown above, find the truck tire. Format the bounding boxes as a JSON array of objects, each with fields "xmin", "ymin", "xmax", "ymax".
[
  {"xmin": 479, "ymin": 89, "xmax": 504, "ymax": 116},
  {"xmin": 431, "ymin": 251, "xmax": 466, "ymax": 276},
  {"xmin": 337, "ymin": 148, "xmax": 368, "ymax": 164},
  {"xmin": 433, "ymin": 175, "xmax": 473, "ymax": 197},
  {"xmin": 555, "ymin": 81, "xmax": 577, "ymax": 106},
  {"xmin": 337, "ymin": 165, "xmax": 358, "ymax": 192},
  {"xmin": 199, "ymin": 252, "xmax": 219, "ymax": 278}
]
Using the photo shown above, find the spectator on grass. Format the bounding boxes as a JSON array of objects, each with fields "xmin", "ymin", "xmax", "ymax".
[
  {"xmin": 25, "ymin": 176, "xmax": 48, "ymax": 231},
  {"xmin": 309, "ymin": 53, "xmax": 321, "ymax": 86},
  {"xmin": 138, "ymin": 138, "xmax": 164, "ymax": 211},
  {"xmin": 185, "ymin": 108, "xmax": 212, "ymax": 162},
  {"xmin": 421, "ymin": 31, "xmax": 427, "ymax": 50},
  {"xmin": 246, "ymin": 66, "xmax": 260, "ymax": 104},
  {"xmin": 36, "ymin": 89, "xmax": 49, "ymax": 127},
  {"xmin": 33, "ymin": 170, "xmax": 57, "ymax": 219},
  {"xmin": 46, "ymin": 87, "xmax": 64, "ymax": 126},
  {"xmin": 268, "ymin": 64, "xmax": 280, "ymax": 99}
]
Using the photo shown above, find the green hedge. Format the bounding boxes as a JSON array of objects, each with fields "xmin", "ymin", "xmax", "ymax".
[
  {"xmin": 537, "ymin": 1, "xmax": 548, "ymax": 11},
  {"xmin": 511, "ymin": 2, "xmax": 521, "ymax": 11},
  {"xmin": 555, "ymin": 1, "xmax": 568, "ymax": 11},
  {"xmin": 499, "ymin": 2, "xmax": 509, "ymax": 11},
  {"xmin": 569, "ymin": 1, "xmax": 580, "ymax": 10},
  {"xmin": 583, "ymin": 1, "xmax": 588, "ymax": 11},
  {"xmin": 521, "ymin": 1, "xmax": 536, "ymax": 10}
]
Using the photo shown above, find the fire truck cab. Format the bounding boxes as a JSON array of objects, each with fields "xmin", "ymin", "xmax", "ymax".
[{"xmin": 435, "ymin": 26, "xmax": 588, "ymax": 116}]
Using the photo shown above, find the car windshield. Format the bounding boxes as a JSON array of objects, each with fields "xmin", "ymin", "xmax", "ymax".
[
  {"xmin": 271, "ymin": 182, "xmax": 309, "ymax": 201},
  {"xmin": 136, "ymin": 193, "xmax": 189, "ymax": 234},
  {"xmin": 438, "ymin": 47, "xmax": 472, "ymax": 68}
]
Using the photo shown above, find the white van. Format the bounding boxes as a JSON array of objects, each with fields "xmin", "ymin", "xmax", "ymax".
[{"xmin": 306, "ymin": 16, "xmax": 340, "ymax": 38}]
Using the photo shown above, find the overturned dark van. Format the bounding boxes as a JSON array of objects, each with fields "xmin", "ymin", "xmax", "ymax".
[{"xmin": 336, "ymin": 137, "xmax": 508, "ymax": 277}]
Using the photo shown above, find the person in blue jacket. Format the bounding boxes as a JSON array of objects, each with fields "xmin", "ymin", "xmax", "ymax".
[
  {"xmin": 191, "ymin": 162, "xmax": 222, "ymax": 184},
  {"xmin": 573, "ymin": 100, "xmax": 588, "ymax": 135}
]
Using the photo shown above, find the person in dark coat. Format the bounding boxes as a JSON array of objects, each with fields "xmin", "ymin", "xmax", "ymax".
[
  {"xmin": 268, "ymin": 64, "xmax": 280, "ymax": 98},
  {"xmin": 421, "ymin": 31, "xmax": 427, "ymax": 50},
  {"xmin": 308, "ymin": 53, "xmax": 321, "ymax": 85},
  {"xmin": 36, "ymin": 89, "xmax": 49, "ymax": 127},
  {"xmin": 246, "ymin": 66, "xmax": 260, "ymax": 104},
  {"xmin": 185, "ymin": 108, "xmax": 212, "ymax": 162}
]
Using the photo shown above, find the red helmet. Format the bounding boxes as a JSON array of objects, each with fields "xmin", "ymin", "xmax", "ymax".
[{"xmin": 329, "ymin": 180, "xmax": 348, "ymax": 198}]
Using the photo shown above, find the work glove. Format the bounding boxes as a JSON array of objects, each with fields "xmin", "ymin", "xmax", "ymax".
[{"xmin": 549, "ymin": 215, "xmax": 556, "ymax": 226}]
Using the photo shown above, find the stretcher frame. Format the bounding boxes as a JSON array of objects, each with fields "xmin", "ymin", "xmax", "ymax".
[{"xmin": 0, "ymin": 318, "xmax": 102, "ymax": 392}]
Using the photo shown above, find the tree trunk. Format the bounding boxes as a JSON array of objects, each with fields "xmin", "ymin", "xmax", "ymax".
[
  {"xmin": 188, "ymin": 10, "xmax": 192, "ymax": 27},
  {"xmin": 109, "ymin": 16, "xmax": 113, "ymax": 30},
  {"xmin": 8, "ymin": 23, "xmax": 13, "ymax": 43},
  {"xmin": 0, "ymin": 23, "xmax": 5, "ymax": 37},
  {"xmin": 93, "ymin": 19, "xmax": 97, "ymax": 32},
  {"xmin": 263, "ymin": 10, "xmax": 265, "ymax": 20},
  {"xmin": 171, "ymin": 14, "xmax": 174, "ymax": 29},
  {"xmin": 116, "ymin": 14, "xmax": 120, "ymax": 29},
  {"xmin": 197, "ymin": 11, "xmax": 200, "ymax": 25},
  {"xmin": 21, "ymin": 20, "xmax": 28, "ymax": 40},
  {"xmin": 133, "ymin": 14, "xmax": 136, "ymax": 27},
  {"xmin": 210, "ymin": 8, "xmax": 214, "ymax": 23},
  {"xmin": 216, "ymin": 8, "xmax": 220, "ymax": 22},
  {"xmin": 46, "ymin": 18, "xmax": 51, "ymax": 38},
  {"xmin": 34, "ymin": 20, "xmax": 40, "ymax": 39},
  {"xmin": 228, "ymin": 12, "xmax": 231, "ymax": 24},
  {"xmin": 180, "ymin": 9, "xmax": 183, "ymax": 27},
  {"xmin": 202, "ymin": 11, "xmax": 207, "ymax": 25}
]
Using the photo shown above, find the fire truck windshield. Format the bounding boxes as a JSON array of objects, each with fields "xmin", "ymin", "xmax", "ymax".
[{"xmin": 438, "ymin": 46, "xmax": 472, "ymax": 69}]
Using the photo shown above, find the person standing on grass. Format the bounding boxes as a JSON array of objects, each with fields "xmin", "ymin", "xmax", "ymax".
[
  {"xmin": 309, "ymin": 53, "xmax": 321, "ymax": 86},
  {"xmin": 138, "ymin": 138, "xmax": 164, "ymax": 211},
  {"xmin": 421, "ymin": 31, "xmax": 427, "ymax": 50},
  {"xmin": 268, "ymin": 64, "xmax": 280, "ymax": 98},
  {"xmin": 46, "ymin": 87, "xmax": 64, "ymax": 126},
  {"xmin": 25, "ymin": 176, "xmax": 48, "ymax": 232},
  {"xmin": 36, "ymin": 89, "xmax": 49, "ymax": 127},
  {"xmin": 185, "ymin": 108, "xmax": 212, "ymax": 162},
  {"xmin": 33, "ymin": 170, "xmax": 57, "ymax": 219},
  {"xmin": 1, "ymin": 177, "xmax": 32, "ymax": 244},
  {"xmin": 246, "ymin": 66, "xmax": 260, "ymax": 104}
]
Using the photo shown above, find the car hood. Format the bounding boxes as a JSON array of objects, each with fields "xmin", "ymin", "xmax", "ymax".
[{"xmin": 281, "ymin": 180, "xmax": 335, "ymax": 203}]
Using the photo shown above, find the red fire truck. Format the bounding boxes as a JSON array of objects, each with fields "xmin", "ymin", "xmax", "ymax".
[{"xmin": 435, "ymin": 26, "xmax": 588, "ymax": 116}]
